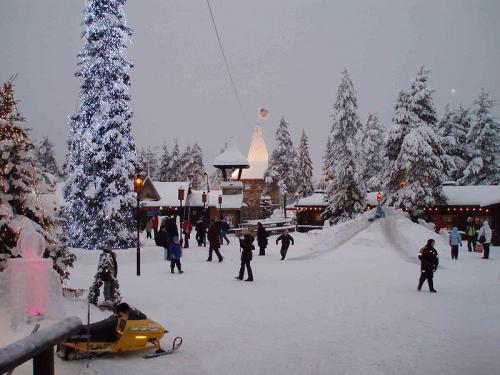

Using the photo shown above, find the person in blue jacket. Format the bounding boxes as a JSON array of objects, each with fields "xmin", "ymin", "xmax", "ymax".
[
  {"xmin": 169, "ymin": 236, "xmax": 183, "ymax": 274},
  {"xmin": 449, "ymin": 227, "xmax": 462, "ymax": 259}
]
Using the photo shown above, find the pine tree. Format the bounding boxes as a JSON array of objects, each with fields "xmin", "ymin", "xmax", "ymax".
[
  {"xmin": 166, "ymin": 139, "xmax": 183, "ymax": 181},
  {"xmin": 35, "ymin": 136, "xmax": 61, "ymax": 178},
  {"xmin": 264, "ymin": 117, "xmax": 298, "ymax": 196},
  {"xmin": 460, "ymin": 90, "xmax": 500, "ymax": 184},
  {"xmin": 0, "ymin": 80, "xmax": 75, "ymax": 279},
  {"xmin": 319, "ymin": 135, "xmax": 333, "ymax": 190},
  {"xmin": 296, "ymin": 130, "xmax": 314, "ymax": 197},
  {"xmin": 322, "ymin": 70, "xmax": 366, "ymax": 223},
  {"xmin": 157, "ymin": 143, "xmax": 171, "ymax": 182},
  {"xmin": 384, "ymin": 67, "xmax": 447, "ymax": 215},
  {"xmin": 359, "ymin": 113, "xmax": 385, "ymax": 191},
  {"xmin": 439, "ymin": 104, "xmax": 471, "ymax": 181},
  {"xmin": 182, "ymin": 142, "xmax": 205, "ymax": 188},
  {"xmin": 64, "ymin": 0, "xmax": 137, "ymax": 249},
  {"xmin": 135, "ymin": 148, "xmax": 149, "ymax": 177}
]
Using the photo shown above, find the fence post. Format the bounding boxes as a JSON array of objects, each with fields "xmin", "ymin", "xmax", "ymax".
[{"xmin": 33, "ymin": 347, "xmax": 54, "ymax": 375}]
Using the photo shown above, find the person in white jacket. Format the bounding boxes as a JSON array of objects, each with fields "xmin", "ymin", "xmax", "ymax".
[{"xmin": 477, "ymin": 220, "xmax": 493, "ymax": 259}]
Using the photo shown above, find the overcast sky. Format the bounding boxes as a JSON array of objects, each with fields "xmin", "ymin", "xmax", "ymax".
[{"xmin": 1, "ymin": 0, "xmax": 499, "ymax": 178}]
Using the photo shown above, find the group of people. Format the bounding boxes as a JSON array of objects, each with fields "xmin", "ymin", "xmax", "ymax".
[{"xmin": 419, "ymin": 217, "xmax": 493, "ymax": 294}]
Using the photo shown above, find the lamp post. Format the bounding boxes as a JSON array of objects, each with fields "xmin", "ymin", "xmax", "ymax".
[
  {"xmin": 283, "ymin": 192, "xmax": 287, "ymax": 218},
  {"xmin": 202, "ymin": 191, "xmax": 208, "ymax": 247},
  {"xmin": 204, "ymin": 172, "xmax": 210, "ymax": 193},
  {"xmin": 133, "ymin": 175, "xmax": 144, "ymax": 276},
  {"xmin": 218, "ymin": 194, "xmax": 223, "ymax": 219},
  {"xmin": 178, "ymin": 185, "xmax": 185, "ymax": 246}
]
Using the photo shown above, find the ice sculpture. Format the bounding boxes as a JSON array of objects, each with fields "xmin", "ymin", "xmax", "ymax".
[{"xmin": 3, "ymin": 227, "xmax": 65, "ymax": 326}]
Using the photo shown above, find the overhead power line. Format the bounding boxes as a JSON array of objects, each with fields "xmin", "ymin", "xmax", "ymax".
[{"xmin": 205, "ymin": 0, "xmax": 251, "ymax": 129}]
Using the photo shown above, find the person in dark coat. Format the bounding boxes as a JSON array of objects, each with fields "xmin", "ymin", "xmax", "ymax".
[
  {"xmin": 207, "ymin": 220, "xmax": 223, "ymax": 262},
  {"xmin": 256, "ymin": 222, "xmax": 269, "ymax": 256},
  {"xmin": 235, "ymin": 231, "xmax": 255, "ymax": 281},
  {"xmin": 166, "ymin": 217, "xmax": 179, "ymax": 241},
  {"xmin": 417, "ymin": 239, "xmax": 439, "ymax": 293},
  {"xmin": 276, "ymin": 230, "xmax": 294, "ymax": 260},
  {"xmin": 465, "ymin": 217, "xmax": 476, "ymax": 252},
  {"xmin": 195, "ymin": 219, "xmax": 207, "ymax": 247},
  {"xmin": 156, "ymin": 225, "xmax": 171, "ymax": 260},
  {"xmin": 220, "ymin": 217, "xmax": 230, "ymax": 245},
  {"xmin": 152, "ymin": 215, "xmax": 159, "ymax": 239},
  {"xmin": 169, "ymin": 236, "xmax": 183, "ymax": 273}
]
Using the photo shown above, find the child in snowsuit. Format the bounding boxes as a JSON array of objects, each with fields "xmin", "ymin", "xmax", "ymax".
[
  {"xmin": 449, "ymin": 227, "xmax": 462, "ymax": 259},
  {"xmin": 236, "ymin": 232, "xmax": 255, "ymax": 281},
  {"xmin": 276, "ymin": 230, "xmax": 294, "ymax": 260},
  {"xmin": 169, "ymin": 236, "xmax": 183, "ymax": 273},
  {"xmin": 418, "ymin": 239, "xmax": 439, "ymax": 293}
]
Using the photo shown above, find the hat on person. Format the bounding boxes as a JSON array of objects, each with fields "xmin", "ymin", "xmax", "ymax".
[{"xmin": 173, "ymin": 236, "xmax": 180, "ymax": 244}]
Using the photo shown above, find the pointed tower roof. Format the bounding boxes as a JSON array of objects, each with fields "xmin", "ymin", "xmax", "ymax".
[{"xmin": 235, "ymin": 125, "xmax": 269, "ymax": 179}]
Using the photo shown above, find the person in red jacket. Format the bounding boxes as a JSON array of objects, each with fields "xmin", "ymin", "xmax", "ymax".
[
  {"xmin": 207, "ymin": 220, "xmax": 223, "ymax": 262},
  {"xmin": 182, "ymin": 218, "xmax": 191, "ymax": 249},
  {"xmin": 151, "ymin": 215, "xmax": 159, "ymax": 239}
]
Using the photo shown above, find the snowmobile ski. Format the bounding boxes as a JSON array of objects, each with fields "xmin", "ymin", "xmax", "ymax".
[{"xmin": 144, "ymin": 337, "xmax": 183, "ymax": 359}]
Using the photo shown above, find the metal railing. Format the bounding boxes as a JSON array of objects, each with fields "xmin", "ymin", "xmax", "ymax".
[{"xmin": 0, "ymin": 316, "xmax": 82, "ymax": 375}]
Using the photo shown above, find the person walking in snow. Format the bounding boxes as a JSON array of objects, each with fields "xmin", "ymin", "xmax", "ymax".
[
  {"xmin": 276, "ymin": 230, "xmax": 294, "ymax": 260},
  {"xmin": 182, "ymin": 218, "xmax": 191, "ymax": 249},
  {"xmin": 145, "ymin": 218, "xmax": 153, "ymax": 239},
  {"xmin": 156, "ymin": 225, "xmax": 170, "ymax": 260},
  {"xmin": 169, "ymin": 236, "xmax": 183, "ymax": 273},
  {"xmin": 235, "ymin": 231, "xmax": 255, "ymax": 281},
  {"xmin": 477, "ymin": 220, "xmax": 492, "ymax": 259},
  {"xmin": 465, "ymin": 217, "xmax": 476, "ymax": 252},
  {"xmin": 433, "ymin": 216, "xmax": 443, "ymax": 234},
  {"xmin": 207, "ymin": 220, "xmax": 223, "ymax": 262},
  {"xmin": 152, "ymin": 215, "xmax": 159, "ymax": 239},
  {"xmin": 195, "ymin": 218, "xmax": 207, "ymax": 247},
  {"xmin": 449, "ymin": 227, "xmax": 462, "ymax": 259},
  {"xmin": 417, "ymin": 239, "xmax": 439, "ymax": 293},
  {"xmin": 219, "ymin": 217, "xmax": 230, "ymax": 245},
  {"xmin": 257, "ymin": 222, "xmax": 269, "ymax": 256}
]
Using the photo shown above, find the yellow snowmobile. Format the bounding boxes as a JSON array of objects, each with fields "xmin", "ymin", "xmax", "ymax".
[{"xmin": 58, "ymin": 303, "xmax": 182, "ymax": 360}]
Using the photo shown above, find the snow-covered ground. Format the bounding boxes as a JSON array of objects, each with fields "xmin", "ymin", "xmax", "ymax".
[{"xmin": 1, "ymin": 210, "xmax": 499, "ymax": 374}]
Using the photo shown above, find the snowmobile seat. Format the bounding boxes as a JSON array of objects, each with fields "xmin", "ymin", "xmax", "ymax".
[{"xmin": 68, "ymin": 315, "xmax": 119, "ymax": 343}]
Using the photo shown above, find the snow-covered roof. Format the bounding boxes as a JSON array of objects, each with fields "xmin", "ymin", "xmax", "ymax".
[
  {"xmin": 233, "ymin": 125, "xmax": 269, "ymax": 179},
  {"xmin": 442, "ymin": 185, "xmax": 500, "ymax": 207},
  {"xmin": 141, "ymin": 181, "xmax": 190, "ymax": 207},
  {"xmin": 296, "ymin": 193, "xmax": 328, "ymax": 207},
  {"xmin": 187, "ymin": 190, "xmax": 244, "ymax": 209},
  {"xmin": 213, "ymin": 138, "xmax": 249, "ymax": 168}
]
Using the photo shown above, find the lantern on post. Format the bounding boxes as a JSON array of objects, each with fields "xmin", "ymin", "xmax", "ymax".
[
  {"xmin": 133, "ymin": 175, "xmax": 144, "ymax": 276},
  {"xmin": 218, "ymin": 195, "xmax": 223, "ymax": 219},
  {"xmin": 202, "ymin": 191, "xmax": 208, "ymax": 222}
]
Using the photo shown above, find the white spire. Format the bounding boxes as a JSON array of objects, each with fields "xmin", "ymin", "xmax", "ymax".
[{"xmin": 234, "ymin": 125, "xmax": 269, "ymax": 179}]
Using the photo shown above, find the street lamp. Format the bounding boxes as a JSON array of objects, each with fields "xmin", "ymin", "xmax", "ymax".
[
  {"xmin": 133, "ymin": 174, "xmax": 144, "ymax": 276},
  {"xmin": 178, "ymin": 185, "xmax": 185, "ymax": 246},
  {"xmin": 202, "ymin": 191, "xmax": 208, "ymax": 247},
  {"xmin": 204, "ymin": 172, "xmax": 210, "ymax": 193},
  {"xmin": 218, "ymin": 194, "xmax": 223, "ymax": 219}
]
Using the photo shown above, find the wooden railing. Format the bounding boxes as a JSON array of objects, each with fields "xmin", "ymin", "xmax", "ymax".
[{"xmin": 0, "ymin": 316, "xmax": 82, "ymax": 375}]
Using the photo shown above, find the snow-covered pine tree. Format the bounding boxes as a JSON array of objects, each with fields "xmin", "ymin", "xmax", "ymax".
[
  {"xmin": 64, "ymin": 0, "xmax": 137, "ymax": 249},
  {"xmin": 460, "ymin": 90, "xmax": 500, "ymax": 184},
  {"xmin": 296, "ymin": 130, "xmax": 314, "ymax": 197},
  {"xmin": 166, "ymin": 139, "xmax": 183, "ymax": 181},
  {"xmin": 319, "ymin": 134, "xmax": 333, "ymax": 190},
  {"xmin": 384, "ymin": 67, "xmax": 447, "ymax": 215},
  {"xmin": 259, "ymin": 193, "xmax": 273, "ymax": 219},
  {"xmin": 359, "ymin": 113, "xmax": 385, "ymax": 191},
  {"xmin": 264, "ymin": 117, "xmax": 298, "ymax": 197},
  {"xmin": 135, "ymin": 148, "xmax": 149, "ymax": 177},
  {"xmin": 182, "ymin": 142, "xmax": 205, "ymax": 188},
  {"xmin": 157, "ymin": 143, "xmax": 171, "ymax": 182},
  {"xmin": 322, "ymin": 70, "xmax": 366, "ymax": 223},
  {"xmin": 35, "ymin": 136, "xmax": 61, "ymax": 178},
  {"xmin": 0, "ymin": 80, "xmax": 75, "ymax": 279},
  {"xmin": 439, "ymin": 104, "xmax": 471, "ymax": 182}
]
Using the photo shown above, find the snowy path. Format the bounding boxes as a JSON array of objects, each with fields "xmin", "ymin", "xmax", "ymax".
[{"xmin": 2, "ymin": 215, "xmax": 499, "ymax": 375}]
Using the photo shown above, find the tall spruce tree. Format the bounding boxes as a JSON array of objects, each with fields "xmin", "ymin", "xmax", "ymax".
[
  {"xmin": 296, "ymin": 130, "xmax": 314, "ymax": 197},
  {"xmin": 359, "ymin": 113, "xmax": 385, "ymax": 191},
  {"xmin": 182, "ymin": 142, "xmax": 205, "ymax": 188},
  {"xmin": 322, "ymin": 70, "xmax": 366, "ymax": 223},
  {"xmin": 157, "ymin": 143, "xmax": 171, "ymax": 182},
  {"xmin": 0, "ymin": 80, "xmax": 75, "ymax": 279},
  {"xmin": 35, "ymin": 136, "xmax": 61, "ymax": 178},
  {"xmin": 64, "ymin": 0, "xmax": 137, "ymax": 249},
  {"xmin": 166, "ymin": 139, "xmax": 183, "ymax": 181},
  {"xmin": 384, "ymin": 67, "xmax": 447, "ymax": 215},
  {"xmin": 460, "ymin": 90, "xmax": 500, "ymax": 184},
  {"xmin": 439, "ymin": 104, "xmax": 471, "ymax": 181},
  {"xmin": 264, "ymin": 117, "xmax": 298, "ymax": 196}
]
